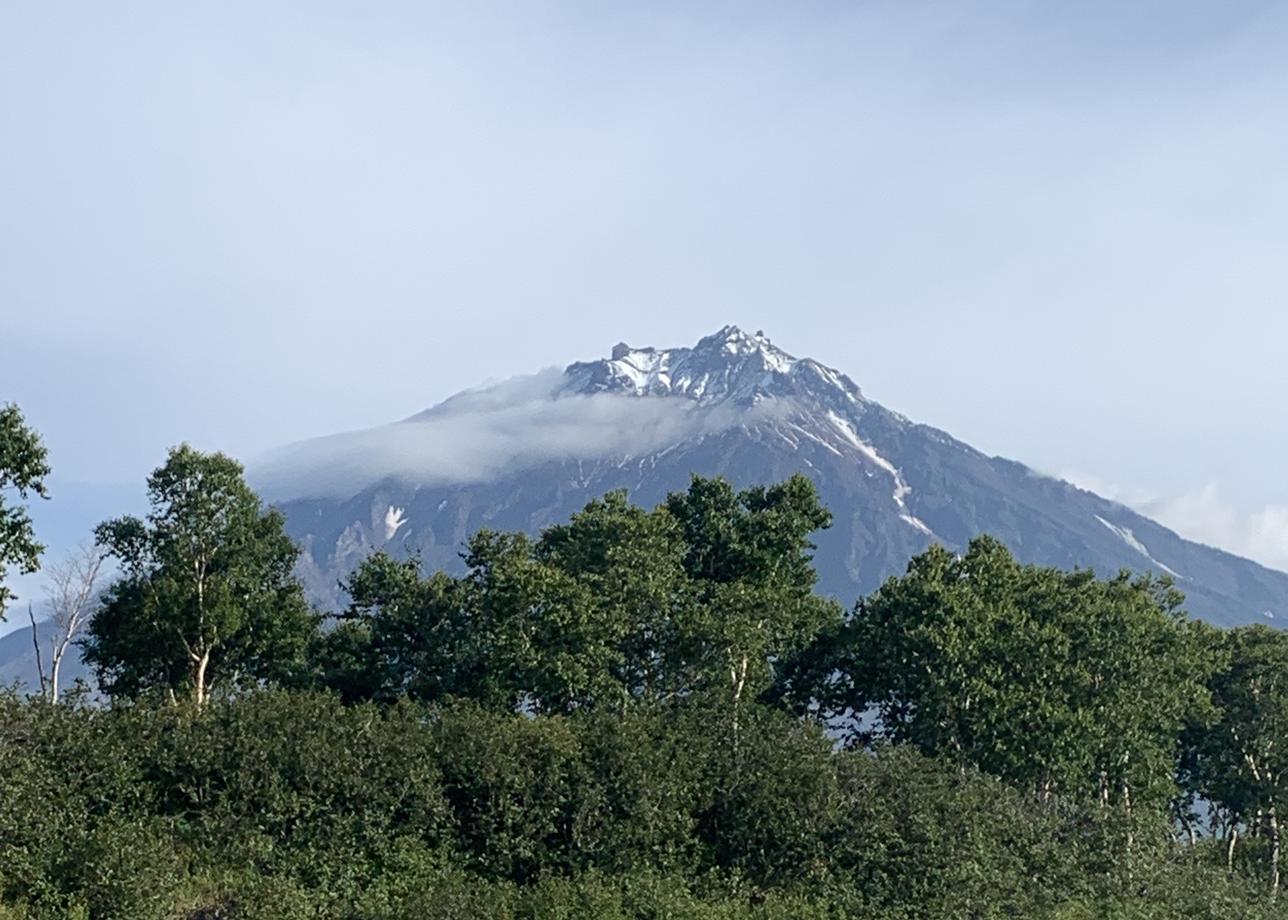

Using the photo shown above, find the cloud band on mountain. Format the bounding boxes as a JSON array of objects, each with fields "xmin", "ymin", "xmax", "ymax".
[{"xmin": 249, "ymin": 370, "xmax": 773, "ymax": 500}]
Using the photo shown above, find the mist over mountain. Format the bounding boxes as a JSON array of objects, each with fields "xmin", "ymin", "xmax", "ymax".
[{"xmin": 259, "ymin": 326, "xmax": 1288, "ymax": 629}]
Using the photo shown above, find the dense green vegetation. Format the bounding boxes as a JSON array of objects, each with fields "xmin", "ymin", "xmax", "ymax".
[
  {"xmin": 0, "ymin": 403, "xmax": 49, "ymax": 616},
  {"xmin": 3, "ymin": 409, "xmax": 1288, "ymax": 918}
]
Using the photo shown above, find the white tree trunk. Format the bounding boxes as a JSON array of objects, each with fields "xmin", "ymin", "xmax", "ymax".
[
  {"xmin": 193, "ymin": 648, "xmax": 212, "ymax": 707},
  {"xmin": 1270, "ymin": 808, "xmax": 1281, "ymax": 899}
]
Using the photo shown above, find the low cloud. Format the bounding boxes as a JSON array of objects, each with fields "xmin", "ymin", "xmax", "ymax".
[
  {"xmin": 250, "ymin": 370, "xmax": 767, "ymax": 500},
  {"xmin": 1137, "ymin": 487, "xmax": 1288, "ymax": 574},
  {"xmin": 1061, "ymin": 470, "xmax": 1288, "ymax": 574}
]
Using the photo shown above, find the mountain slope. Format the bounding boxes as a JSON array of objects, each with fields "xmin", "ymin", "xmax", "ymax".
[{"xmin": 270, "ymin": 326, "xmax": 1284, "ymax": 628}]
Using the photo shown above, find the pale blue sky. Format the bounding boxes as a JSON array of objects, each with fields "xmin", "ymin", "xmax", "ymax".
[{"xmin": 3, "ymin": 1, "xmax": 1288, "ymax": 585}]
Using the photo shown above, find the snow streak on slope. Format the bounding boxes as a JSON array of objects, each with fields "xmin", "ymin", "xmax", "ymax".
[
  {"xmin": 1094, "ymin": 514, "xmax": 1182, "ymax": 579},
  {"xmin": 826, "ymin": 411, "xmax": 935, "ymax": 537}
]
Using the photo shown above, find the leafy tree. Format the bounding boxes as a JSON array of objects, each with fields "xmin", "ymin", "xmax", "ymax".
[
  {"xmin": 464, "ymin": 529, "xmax": 623, "ymax": 714},
  {"xmin": 0, "ymin": 403, "xmax": 51, "ymax": 617},
  {"xmin": 84, "ymin": 445, "xmax": 314, "ymax": 705},
  {"xmin": 662, "ymin": 475, "xmax": 842, "ymax": 737},
  {"xmin": 320, "ymin": 551, "xmax": 470, "ymax": 705},
  {"xmin": 323, "ymin": 476, "xmax": 841, "ymax": 720},
  {"xmin": 830, "ymin": 537, "xmax": 1215, "ymax": 816},
  {"xmin": 1192, "ymin": 625, "xmax": 1288, "ymax": 896},
  {"xmin": 535, "ymin": 489, "xmax": 694, "ymax": 704},
  {"xmin": 1059, "ymin": 571, "xmax": 1218, "ymax": 816},
  {"xmin": 327, "ymin": 535, "xmax": 619, "ymax": 713}
]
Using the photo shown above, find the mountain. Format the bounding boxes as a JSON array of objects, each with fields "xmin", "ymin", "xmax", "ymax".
[{"xmin": 259, "ymin": 325, "xmax": 1286, "ymax": 629}]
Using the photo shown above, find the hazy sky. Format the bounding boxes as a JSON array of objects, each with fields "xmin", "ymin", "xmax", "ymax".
[{"xmin": 4, "ymin": 1, "xmax": 1288, "ymax": 579}]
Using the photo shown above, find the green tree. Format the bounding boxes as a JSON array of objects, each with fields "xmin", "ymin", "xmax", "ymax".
[
  {"xmin": 321, "ymin": 551, "xmax": 472, "ymax": 705},
  {"xmin": 327, "ymin": 535, "xmax": 620, "ymax": 713},
  {"xmin": 323, "ymin": 476, "xmax": 841, "ymax": 719},
  {"xmin": 535, "ymin": 489, "xmax": 694, "ymax": 704},
  {"xmin": 833, "ymin": 537, "xmax": 1215, "ymax": 816},
  {"xmin": 1193, "ymin": 625, "xmax": 1288, "ymax": 896},
  {"xmin": 661, "ymin": 475, "xmax": 842, "ymax": 721},
  {"xmin": 0, "ymin": 403, "xmax": 51, "ymax": 617},
  {"xmin": 1060, "ymin": 572, "xmax": 1217, "ymax": 817},
  {"xmin": 84, "ymin": 445, "xmax": 313, "ymax": 705}
]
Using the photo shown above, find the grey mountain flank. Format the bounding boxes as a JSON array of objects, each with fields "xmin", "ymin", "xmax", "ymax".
[{"xmin": 268, "ymin": 326, "xmax": 1285, "ymax": 629}]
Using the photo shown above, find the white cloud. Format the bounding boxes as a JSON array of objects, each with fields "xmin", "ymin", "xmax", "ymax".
[
  {"xmin": 1061, "ymin": 471, "xmax": 1288, "ymax": 573},
  {"xmin": 1137, "ymin": 487, "xmax": 1288, "ymax": 574},
  {"xmin": 1057, "ymin": 469, "xmax": 1160, "ymax": 508},
  {"xmin": 249, "ymin": 370, "xmax": 770, "ymax": 500}
]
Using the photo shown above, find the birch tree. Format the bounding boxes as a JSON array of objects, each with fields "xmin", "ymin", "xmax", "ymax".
[
  {"xmin": 321, "ymin": 475, "xmax": 840, "ymax": 722},
  {"xmin": 1197, "ymin": 625, "xmax": 1288, "ymax": 898},
  {"xmin": 837, "ymin": 538, "xmax": 1214, "ymax": 815},
  {"xmin": 28, "ymin": 540, "xmax": 106, "ymax": 702},
  {"xmin": 663, "ymin": 475, "xmax": 840, "ymax": 738},
  {"xmin": 83, "ymin": 445, "xmax": 313, "ymax": 706}
]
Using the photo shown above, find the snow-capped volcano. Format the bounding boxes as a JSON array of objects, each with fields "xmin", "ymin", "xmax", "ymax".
[
  {"xmin": 261, "ymin": 326, "xmax": 1288, "ymax": 629},
  {"xmin": 562, "ymin": 325, "xmax": 859, "ymax": 407},
  {"xmin": 561, "ymin": 325, "xmax": 933, "ymax": 537}
]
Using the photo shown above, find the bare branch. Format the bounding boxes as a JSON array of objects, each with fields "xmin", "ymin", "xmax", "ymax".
[
  {"xmin": 28, "ymin": 603, "xmax": 48, "ymax": 700},
  {"xmin": 39, "ymin": 540, "xmax": 108, "ymax": 703}
]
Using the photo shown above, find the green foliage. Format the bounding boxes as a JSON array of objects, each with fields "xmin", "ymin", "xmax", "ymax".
[
  {"xmin": 828, "ymin": 744, "xmax": 1148, "ymax": 916},
  {"xmin": 679, "ymin": 703, "xmax": 839, "ymax": 888},
  {"xmin": 321, "ymin": 475, "xmax": 843, "ymax": 717},
  {"xmin": 149, "ymin": 693, "xmax": 452, "ymax": 886},
  {"xmin": 663, "ymin": 476, "xmax": 840, "ymax": 705},
  {"xmin": 829, "ymin": 537, "xmax": 1217, "ymax": 811},
  {"xmin": 1199, "ymin": 626, "xmax": 1288, "ymax": 812},
  {"xmin": 0, "ymin": 402, "xmax": 51, "ymax": 616},
  {"xmin": 1189, "ymin": 625, "xmax": 1288, "ymax": 890},
  {"xmin": 84, "ymin": 444, "xmax": 314, "ymax": 705},
  {"xmin": 0, "ymin": 694, "xmax": 185, "ymax": 920},
  {"xmin": 0, "ymin": 690, "xmax": 1284, "ymax": 919}
]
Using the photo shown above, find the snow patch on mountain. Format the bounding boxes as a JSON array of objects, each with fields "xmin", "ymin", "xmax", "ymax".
[
  {"xmin": 788, "ymin": 421, "xmax": 844, "ymax": 458},
  {"xmin": 565, "ymin": 325, "xmax": 843, "ymax": 406},
  {"xmin": 384, "ymin": 505, "xmax": 407, "ymax": 541},
  {"xmin": 900, "ymin": 513, "xmax": 935, "ymax": 537},
  {"xmin": 1094, "ymin": 514, "xmax": 1182, "ymax": 578}
]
